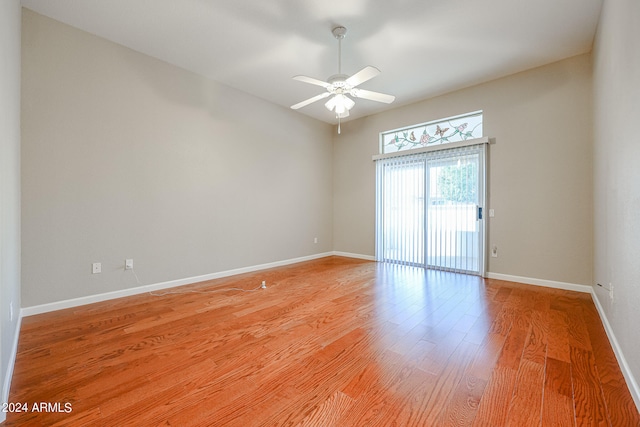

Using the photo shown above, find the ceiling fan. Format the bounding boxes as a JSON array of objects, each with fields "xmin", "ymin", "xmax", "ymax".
[{"xmin": 290, "ymin": 26, "xmax": 395, "ymax": 133}]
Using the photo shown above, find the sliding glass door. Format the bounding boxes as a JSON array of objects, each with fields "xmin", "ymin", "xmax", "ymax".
[{"xmin": 376, "ymin": 144, "xmax": 486, "ymax": 275}]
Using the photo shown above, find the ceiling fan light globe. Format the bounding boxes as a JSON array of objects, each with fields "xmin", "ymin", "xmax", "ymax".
[
  {"xmin": 332, "ymin": 94, "xmax": 352, "ymax": 115},
  {"xmin": 343, "ymin": 95, "xmax": 355, "ymax": 110},
  {"xmin": 330, "ymin": 94, "xmax": 355, "ymax": 115},
  {"xmin": 325, "ymin": 96, "xmax": 337, "ymax": 111}
]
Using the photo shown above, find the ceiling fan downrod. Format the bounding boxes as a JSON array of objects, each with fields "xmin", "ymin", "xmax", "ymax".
[{"xmin": 332, "ymin": 26, "xmax": 347, "ymax": 75}]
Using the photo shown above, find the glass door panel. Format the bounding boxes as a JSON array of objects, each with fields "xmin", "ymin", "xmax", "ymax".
[{"xmin": 426, "ymin": 151, "xmax": 480, "ymax": 273}]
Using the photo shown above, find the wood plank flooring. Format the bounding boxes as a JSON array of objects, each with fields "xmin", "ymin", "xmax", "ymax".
[{"xmin": 6, "ymin": 256, "xmax": 640, "ymax": 426}]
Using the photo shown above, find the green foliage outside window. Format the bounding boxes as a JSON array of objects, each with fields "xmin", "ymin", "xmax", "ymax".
[{"xmin": 437, "ymin": 162, "xmax": 477, "ymax": 204}]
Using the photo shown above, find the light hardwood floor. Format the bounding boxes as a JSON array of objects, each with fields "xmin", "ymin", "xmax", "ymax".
[{"xmin": 6, "ymin": 257, "xmax": 640, "ymax": 426}]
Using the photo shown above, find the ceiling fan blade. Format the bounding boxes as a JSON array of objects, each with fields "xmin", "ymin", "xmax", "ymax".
[
  {"xmin": 290, "ymin": 92, "xmax": 331, "ymax": 110},
  {"xmin": 350, "ymin": 88, "xmax": 395, "ymax": 104},
  {"xmin": 293, "ymin": 75, "xmax": 331, "ymax": 88},
  {"xmin": 345, "ymin": 66, "xmax": 380, "ymax": 87}
]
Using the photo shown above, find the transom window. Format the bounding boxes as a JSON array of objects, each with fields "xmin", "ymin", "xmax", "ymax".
[{"xmin": 380, "ymin": 111, "xmax": 483, "ymax": 154}]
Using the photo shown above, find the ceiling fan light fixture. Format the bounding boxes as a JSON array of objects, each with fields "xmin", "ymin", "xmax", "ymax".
[{"xmin": 325, "ymin": 94, "xmax": 354, "ymax": 114}]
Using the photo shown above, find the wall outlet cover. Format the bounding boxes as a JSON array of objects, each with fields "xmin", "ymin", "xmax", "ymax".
[{"xmin": 92, "ymin": 262, "xmax": 102, "ymax": 274}]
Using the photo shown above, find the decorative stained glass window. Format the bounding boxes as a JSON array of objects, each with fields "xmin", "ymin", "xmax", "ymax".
[{"xmin": 380, "ymin": 111, "xmax": 483, "ymax": 154}]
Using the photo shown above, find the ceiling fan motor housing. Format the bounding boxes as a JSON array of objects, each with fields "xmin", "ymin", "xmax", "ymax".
[{"xmin": 327, "ymin": 74, "xmax": 350, "ymax": 93}]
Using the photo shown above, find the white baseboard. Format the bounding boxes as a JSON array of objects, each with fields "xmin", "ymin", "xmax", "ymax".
[
  {"xmin": 22, "ymin": 252, "xmax": 334, "ymax": 317},
  {"xmin": 332, "ymin": 251, "xmax": 375, "ymax": 261},
  {"xmin": 1, "ymin": 314, "xmax": 22, "ymax": 421},
  {"xmin": 590, "ymin": 291, "xmax": 640, "ymax": 411},
  {"xmin": 486, "ymin": 272, "xmax": 592, "ymax": 293}
]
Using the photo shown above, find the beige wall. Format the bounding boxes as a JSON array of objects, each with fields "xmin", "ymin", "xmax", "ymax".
[
  {"xmin": 0, "ymin": 0, "xmax": 22, "ymax": 417},
  {"xmin": 593, "ymin": 0, "xmax": 640, "ymax": 397},
  {"xmin": 21, "ymin": 10, "xmax": 333, "ymax": 307},
  {"xmin": 333, "ymin": 54, "xmax": 593, "ymax": 286}
]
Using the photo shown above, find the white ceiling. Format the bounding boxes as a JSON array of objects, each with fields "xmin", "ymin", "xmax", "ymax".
[{"xmin": 21, "ymin": 0, "xmax": 603, "ymax": 124}]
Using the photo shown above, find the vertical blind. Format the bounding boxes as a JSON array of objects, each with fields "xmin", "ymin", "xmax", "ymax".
[{"xmin": 375, "ymin": 144, "xmax": 485, "ymax": 274}]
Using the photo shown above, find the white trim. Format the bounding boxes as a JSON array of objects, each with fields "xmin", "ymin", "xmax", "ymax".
[
  {"xmin": 590, "ymin": 291, "xmax": 640, "ymax": 410},
  {"xmin": 486, "ymin": 272, "xmax": 592, "ymax": 293},
  {"xmin": 372, "ymin": 136, "xmax": 490, "ymax": 161},
  {"xmin": 332, "ymin": 251, "xmax": 375, "ymax": 261},
  {"xmin": 22, "ymin": 252, "xmax": 334, "ymax": 316},
  {"xmin": 2, "ymin": 314, "xmax": 22, "ymax": 420}
]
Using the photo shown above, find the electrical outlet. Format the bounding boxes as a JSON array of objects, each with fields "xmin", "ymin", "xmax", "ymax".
[
  {"xmin": 491, "ymin": 245, "xmax": 498, "ymax": 258},
  {"xmin": 92, "ymin": 262, "xmax": 102, "ymax": 274},
  {"xmin": 609, "ymin": 282, "xmax": 614, "ymax": 301},
  {"xmin": 125, "ymin": 259, "xmax": 134, "ymax": 270},
  {"xmin": 314, "ymin": 237, "xmax": 318, "ymax": 244},
  {"xmin": 10, "ymin": 302, "xmax": 14, "ymax": 322}
]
